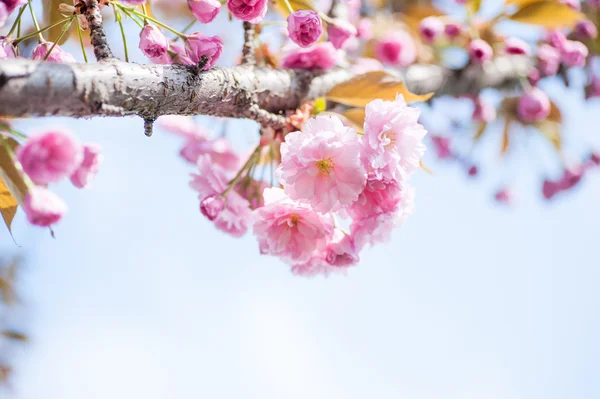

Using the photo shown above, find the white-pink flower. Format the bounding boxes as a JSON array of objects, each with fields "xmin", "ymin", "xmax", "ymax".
[
  {"xmin": 347, "ymin": 174, "xmax": 404, "ymax": 220},
  {"xmin": 325, "ymin": 228, "xmax": 359, "ymax": 267},
  {"xmin": 190, "ymin": 155, "xmax": 251, "ymax": 237},
  {"xmin": 277, "ymin": 115, "xmax": 366, "ymax": 213},
  {"xmin": 253, "ymin": 188, "xmax": 334, "ymax": 264},
  {"xmin": 291, "ymin": 252, "xmax": 348, "ymax": 277},
  {"xmin": 361, "ymin": 95, "xmax": 427, "ymax": 180},
  {"xmin": 351, "ymin": 186, "xmax": 414, "ymax": 250}
]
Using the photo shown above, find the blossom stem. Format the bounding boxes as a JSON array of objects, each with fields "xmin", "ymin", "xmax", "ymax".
[
  {"xmin": 76, "ymin": 17, "xmax": 89, "ymax": 63},
  {"xmin": 28, "ymin": 1, "xmax": 44, "ymax": 43},
  {"xmin": 282, "ymin": 0, "xmax": 294, "ymax": 14},
  {"xmin": 7, "ymin": 5, "xmax": 27, "ymax": 37},
  {"xmin": 13, "ymin": 17, "xmax": 72, "ymax": 44},
  {"xmin": 223, "ymin": 146, "xmax": 261, "ymax": 196},
  {"xmin": 43, "ymin": 17, "xmax": 75, "ymax": 61},
  {"xmin": 0, "ymin": 123, "xmax": 27, "ymax": 139},
  {"xmin": 113, "ymin": 4, "xmax": 129, "ymax": 62},
  {"xmin": 117, "ymin": 5, "xmax": 186, "ymax": 38},
  {"xmin": 119, "ymin": 7, "xmax": 144, "ymax": 28},
  {"xmin": 172, "ymin": 19, "xmax": 196, "ymax": 42}
]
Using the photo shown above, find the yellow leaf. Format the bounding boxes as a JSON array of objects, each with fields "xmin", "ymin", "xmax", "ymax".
[
  {"xmin": 341, "ymin": 108, "xmax": 366, "ymax": 131},
  {"xmin": 468, "ymin": 0, "xmax": 483, "ymax": 14},
  {"xmin": 327, "ymin": 71, "xmax": 433, "ymax": 108},
  {"xmin": 42, "ymin": 0, "xmax": 74, "ymax": 44},
  {"xmin": 474, "ymin": 122, "xmax": 487, "ymax": 142},
  {"xmin": 274, "ymin": 0, "xmax": 317, "ymax": 17},
  {"xmin": 505, "ymin": 0, "xmax": 543, "ymax": 6},
  {"xmin": 536, "ymin": 120, "xmax": 562, "ymax": 151},
  {"xmin": 547, "ymin": 101, "xmax": 561, "ymax": 123},
  {"xmin": 509, "ymin": 1, "xmax": 583, "ymax": 28},
  {"xmin": 0, "ymin": 137, "xmax": 27, "ymax": 205},
  {"xmin": 501, "ymin": 118, "xmax": 511, "ymax": 155},
  {"xmin": 0, "ymin": 178, "xmax": 17, "ymax": 234}
]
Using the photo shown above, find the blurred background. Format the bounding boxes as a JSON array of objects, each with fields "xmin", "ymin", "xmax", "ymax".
[{"xmin": 2, "ymin": 1, "xmax": 600, "ymax": 398}]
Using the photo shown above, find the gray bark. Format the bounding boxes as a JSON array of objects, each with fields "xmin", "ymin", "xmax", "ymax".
[{"xmin": 0, "ymin": 56, "xmax": 531, "ymax": 121}]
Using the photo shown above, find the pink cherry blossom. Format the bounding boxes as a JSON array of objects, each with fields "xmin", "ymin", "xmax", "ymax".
[
  {"xmin": 517, "ymin": 87, "xmax": 550, "ymax": 123},
  {"xmin": 32, "ymin": 42, "xmax": 76, "ymax": 63},
  {"xmin": 180, "ymin": 137, "xmax": 239, "ymax": 170},
  {"xmin": 139, "ymin": 24, "xmax": 169, "ymax": 61},
  {"xmin": 375, "ymin": 31, "xmax": 416, "ymax": 67},
  {"xmin": 561, "ymin": 40, "xmax": 588, "ymax": 67},
  {"xmin": 347, "ymin": 174, "xmax": 404, "ymax": 220},
  {"xmin": 226, "ymin": 0, "xmax": 267, "ymax": 23},
  {"xmin": 351, "ymin": 203, "xmax": 413, "ymax": 251},
  {"xmin": 281, "ymin": 42, "xmax": 337, "ymax": 70},
  {"xmin": 23, "ymin": 187, "xmax": 67, "ymax": 227},
  {"xmin": 277, "ymin": 115, "xmax": 366, "ymax": 213},
  {"xmin": 537, "ymin": 44, "xmax": 560, "ymax": 76},
  {"xmin": 431, "ymin": 136, "xmax": 453, "ymax": 160},
  {"xmin": 468, "ymin": 39, "xmax": 493, "ymax": 64},
  {"xmin": 253, "ymin": 188, "xmax": 334, "ymax": 264},
  {"xmin": 236, "ymin": 178, "xmax": 268, "ymax": 209},
  {"xmin": 325, "ymin": 228, "xmax": 359, "ymax": 267},
  {"xmin": 17, "ymin": 130, "xmax": 83, "ymax": 185},
  {"xmin": 504, "ymin": 37, "xmax": 530, "ymax": 55},
  {"xmin": 357, "ymin": 18, "xmax": 372, "ymax": 39},
  {"xmin": 287, "ymin": 10, "xmax": 323, "ymax": 48},
  {"xmin": 419, "ymin": 16, "xmax": 444, "ymax": 43},
  {"xmin": 168, "ymin": 42, "xmax": 194, "ymax": 65},
  {"xmin": 473, "ymin": 97, "xmax": 496, "ymax": 123},
  {"xmin": 188, "ymin": 0, "xmax": 221, "ymax": 23},
  {"xmin": 494, "ymin": 187, "xmax": 513, "ymax": 204},
  {"xmin": 291, "ymin": 253, "xmax": 346, "ymax": 277},
  {"xmin": 444, "ymin": 22, "xmax": 464, "ymax": 39},
  {"xmin": 184, "ymin": 32, "xmax": 223, "ymax": 69},
  {"xmin": 190, "ymin": 155, "xmax": 251, "ymax": 237},
  {"xmin": 70, "ymin": 144, "xmax": 103, "ymax": 189},
  {"xmin": 327, "ymin": 18, "xmax": 357, "ymax": 49},
  {"xmin": 0, "ymin": 3, "xmax": 7, "ymax": 28},
  {"xmin": 0, "ymin": 36, "xmax": 15, "ymax": 59},
  {"xmin": 361, "ymin": 95, "xmax": 428, "ymax": 180},
  {"xmin": 574, "ymin": 20, "xmax": 597, "ymax": 40},
  {"xmin": 1, "ymin": 0, "xmax": 27, "ymax": 13},
  {"xmin": 547, "ymin": 30, "xmax": 568, "ymax": 49}
]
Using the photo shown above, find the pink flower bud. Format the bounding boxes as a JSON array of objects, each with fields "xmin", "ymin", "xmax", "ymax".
[
  {"xmin": 468, "ymin": 39, "xmax": 493, "ymax": 64},
  {"xmin": 517, "ymin": 87, "xmax": 551, "ymax": 123},
  {"xmin": 557, "ymin": 166, "xmax": 583, "ymax": 191},
  {"xmin": 375, "ymin": 31, "xmax": 416, "ymax": 67},
  {"xmin": 2, "ymin": 0, "xmax": 27, "ymax": 13},
  {"xmin": 528, "ymin": 68, "xmax": 541, "ymax": 85},
  {"xmin": 287, "ymin": 10, "xmax": 323, "ymax": 48},
  {"xmin": 0, "ymin": 3, "xmax": 8, "ymax": 29},
  {"xmin": 467, "ymin": 165, "xmax": 478, "ymax": 177},
  {"xmin": 504, "ymin": 37, "xmax": 530, "ymax": 55},
  {"xmin": 188, "ymin": 0, "xmax": 220, "ymax": 23},
  {"xmin": 325, "ymin": 229, "xmax": 359, "ymax": 267},
  {"xmin": 139, "ymin": 24, "xmax": 169, "ymax": 61},
  {"xmin": 431, "ymin": 136, "xmax": 453, "ymax": 159},
  {"xmin": 547, "ymin": 30, "xmax": 567, "ymax": 49},
  {"xmin": 168, "ymin": 42, "xmax": 194, "ymax": 65},
  {"xmin": 200, "ymin": 195, "xmax": 225, "ymax": 221},
  {"xmin": 281, "ymin": 42, "xmax": 337, "ymax": 70},
  {"xmin": 23, "ymin": 187, "xmax": 67, "ymax": 227},
  {"xmin": 473, "ymin": 97, "xmax": 496, "ymax": 123},
  {"xmin": 444, "ymin": 22, "xmax": 464, "ymax": 39},
  {"xmin": 537, "ymin": 44, "xmax": 560, "ymax": 76},
  {"xmin": 419, "ymin": 16, "xmax": 444, "ymax": 43},
  {"xmin": 561, "ymin": 40, "xmax": 588, "ymax": 67},
  {"xmin": 590, "ymin": 152, "xmax": 600, "ymax": 165},
  {"xmin": 226, "ymin": 0, "xmax": 267, "ymax": 23},
  {"xmin": 542, "ymin": 179, "xmax": 558, "ymax": 200},
  {"xmin": 327, "ymin": 18, "xmax": 356, "ymax": 49},
  {"xmin": 494, "ymin": 187, "xmax": 512, "ymax": 204},
  {"xmin": 32, "ymin": 42, "xmax": 76, "ymax": 63},
  {"xmin": 70, "ymin": 144, "xmax": 103, "ymax": 189},
  {"xmin": 574, "ymin": 20, "xmax": 598, "ymax": 40},
  {"xmin": 17, "ymin": 130, "xmax": 83, "ymax": 185},
  {"xmin": 0, "ymin": 36, "xmax": 15, "ymax": 59},
  {"xmin": 184, "ymin": 32, "xmax": 223, "ymax": 69},
  {"xmin": 357, "ymin": 18, "xmax": 372, "ymax": 39}
]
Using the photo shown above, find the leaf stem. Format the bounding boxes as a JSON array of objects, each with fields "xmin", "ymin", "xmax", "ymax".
[
  {"xmin": 223, "ymin": 146, "xmax": 261, "ymax": 196},
  {"xmin": 282, "ymin": 0, "xmax": 294, "ymax": 14}
]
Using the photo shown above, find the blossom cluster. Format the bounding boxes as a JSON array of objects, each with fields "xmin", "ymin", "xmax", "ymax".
[
  {"xmin": 166, "ymin": 96, "xmax": 427, "ymax": 276},
  {"xmin": 1, "ymin": 128, "xmax": 102, "ymax": 227}
]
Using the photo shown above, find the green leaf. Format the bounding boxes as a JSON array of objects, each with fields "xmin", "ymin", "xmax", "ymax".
[
  {"xmin": 509, "ymin": 1, "xmax": 583, "ymax": 28},
  {"xmin": 327, "ymin": 71, "xmax": 433, "ymax": 108}
]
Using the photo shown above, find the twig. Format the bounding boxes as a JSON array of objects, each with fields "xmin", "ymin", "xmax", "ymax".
[
  {"xmin": 84, "ymin": 0, "xmax": 114, "ymax": 61},
  {"xmin": 241, "ymin": 22, "xmax": 256, "ymax": 65}
]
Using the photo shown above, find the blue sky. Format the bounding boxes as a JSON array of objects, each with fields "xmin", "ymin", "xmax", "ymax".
[{"xmin": 2, "ymin": 9, "xmax": 600, "ymax": 399}]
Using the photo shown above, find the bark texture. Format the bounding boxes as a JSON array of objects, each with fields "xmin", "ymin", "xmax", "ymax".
[{"xmin": 0, "ymin": 56, "xmax": 531, "ymax": 120}]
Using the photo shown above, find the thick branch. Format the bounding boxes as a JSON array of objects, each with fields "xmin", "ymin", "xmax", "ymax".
[
  {"xmin": 84, "ymin": 0, "xmax": 113, "ymax": 61},
  {"xmin": 0, "ymin": 56, "xmax": 532, "ymax": 119}
]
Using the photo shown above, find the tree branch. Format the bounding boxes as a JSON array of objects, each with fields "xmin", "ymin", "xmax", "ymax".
[
  {"xmin": 84, "ymin": 0, "xmax": 114, "ymax": 61},
  {"xmin": 241, "ymin": 22, "xmax": 256, "ymax": 65},
  {"xmin": 0, "ymin": 56, "xmax": 532, "ymax": 120}
]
